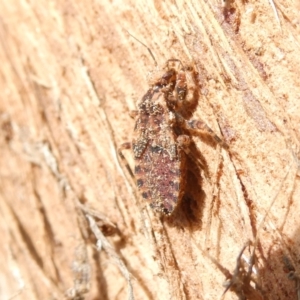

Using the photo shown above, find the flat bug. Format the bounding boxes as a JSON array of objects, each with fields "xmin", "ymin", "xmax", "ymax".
[{"xmin": 119, "ymin": 36, "xmax": 227, "ymax": 215}]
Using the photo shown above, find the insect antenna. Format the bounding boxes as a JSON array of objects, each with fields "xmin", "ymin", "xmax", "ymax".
[{"xmin": 124, "ymin": 29, "xmax": 158, "ymax": 66}]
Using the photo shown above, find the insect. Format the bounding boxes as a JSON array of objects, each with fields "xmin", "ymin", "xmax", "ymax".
[
  {"xmin": 221, "ymin": 241, "xmax": 264, "ymax": 300},
  {"xmin": 119, "ymin": 57, "xmax": 227, "ymax": 215},
  {"xmin": 283, "ymin": 255, "xmax": 300, "ymax": 299}
]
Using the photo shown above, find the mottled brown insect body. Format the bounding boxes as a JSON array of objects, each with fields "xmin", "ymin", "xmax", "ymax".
[
  {"xmin": 130, "ymin": 62, "xmax": 196, "ymax": 215},
  {"xmin": 120, "ymin": 60, "xmax": 226, "ymax": 215},
  {"xmin": 133, "ymin": 88, "xmax": 186, "ymax": 214}
]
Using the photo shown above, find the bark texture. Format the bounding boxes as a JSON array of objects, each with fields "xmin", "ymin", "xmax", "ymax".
[{"xmin": 0, "ymin": 1, "xmax": 300, "ymax": 299}]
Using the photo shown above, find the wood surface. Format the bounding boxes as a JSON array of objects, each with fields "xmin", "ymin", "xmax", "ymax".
[{"xmin": 0, "ymin": 0, "xmax": 300, "ymax": 299}]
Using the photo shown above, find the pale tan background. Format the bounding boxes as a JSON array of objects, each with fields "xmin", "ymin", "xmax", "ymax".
[{"xmin": 0, "ymin": 0, "xmax": 300, "ymax": 299}]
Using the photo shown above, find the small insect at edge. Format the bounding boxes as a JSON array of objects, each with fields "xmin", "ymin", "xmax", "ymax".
[{"xmin": 119, "ymin": 60, "xmax": 228, "ymax": 216}]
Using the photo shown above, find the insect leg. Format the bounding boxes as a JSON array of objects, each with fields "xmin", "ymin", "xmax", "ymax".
[
  {"xmin": 118, "ymin": 142, "xmax": 134, "ymax": 179},
  {"xmin": 177, "ymin": 115, "xmax": 229, "ymax": 149},
  {"xmin": 188, "ymin": 119, "xmax": 228, "ymax": 148}
]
